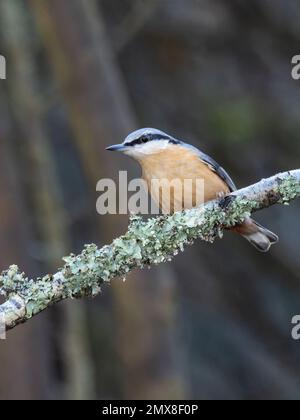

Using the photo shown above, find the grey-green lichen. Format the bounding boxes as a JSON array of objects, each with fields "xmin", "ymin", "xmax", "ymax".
[
  {"xmin": 275, "ymin": 175, "xmax": 300, "ymax": 205},
  {"xmin": 1, "ymin": 169, "xmax": 300, "ymax": 328}
]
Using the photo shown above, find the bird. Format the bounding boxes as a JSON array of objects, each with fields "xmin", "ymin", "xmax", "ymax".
[{"xmin": 106, "ymin": 128, "xmax": 278, "ymax": 252}]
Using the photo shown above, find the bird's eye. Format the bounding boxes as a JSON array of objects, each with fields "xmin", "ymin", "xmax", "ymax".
[
  {"xmin": 139, "ymin": 136, "xmax": 149, "ymax": 144},
  {"xmin": 128, "ymin": 135, "xmax": 149, "ymax": 147}
]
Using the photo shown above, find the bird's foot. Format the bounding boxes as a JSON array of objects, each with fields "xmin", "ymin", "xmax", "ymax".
[{"xmin": 219, "ymin": 194, "xmax": 236, "ymax": 210}]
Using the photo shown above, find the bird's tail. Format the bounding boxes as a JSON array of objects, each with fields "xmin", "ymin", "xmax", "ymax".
[{"xmin": 233, "ymin": 218, "xmax": 279, "ymax": 252}]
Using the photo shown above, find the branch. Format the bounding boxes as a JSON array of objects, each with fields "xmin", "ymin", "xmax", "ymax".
[{"xmin": 1, "ymin": 170, "xmax": 300, "ymax": 332}]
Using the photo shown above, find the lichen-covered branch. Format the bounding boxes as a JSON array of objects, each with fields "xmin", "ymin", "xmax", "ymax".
[{"xmin": 1, "ymin": 169, "xmax": 300, "ymax": 332}]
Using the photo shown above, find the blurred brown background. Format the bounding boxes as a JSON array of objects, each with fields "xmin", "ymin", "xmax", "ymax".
[{"xmin": 0, "ymin": 0, "xmax": 300, "ymax": 400}]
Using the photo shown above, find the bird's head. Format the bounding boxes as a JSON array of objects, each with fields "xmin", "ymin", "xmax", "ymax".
[{"xmin": 106, "ymin": 128, "xmax": 181, "ymax": 161}]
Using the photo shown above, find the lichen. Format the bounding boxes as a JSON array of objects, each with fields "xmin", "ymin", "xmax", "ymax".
[
  {"xmin": 275, "ymin": 176, "xmax": 300, "ymax": 205},
  {"xmin": 0, "ymin": 265, "xmax": 28, "ymax": 298}
]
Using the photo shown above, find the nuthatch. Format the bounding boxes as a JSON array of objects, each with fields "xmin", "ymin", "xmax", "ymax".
[{"xmin": 107, "ymin": 128, "xmax": 278, "ymax": 252}]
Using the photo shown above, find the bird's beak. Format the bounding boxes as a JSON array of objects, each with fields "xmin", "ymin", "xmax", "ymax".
[{"xmin": 106, "ymin": 144, "xmax": 126, "ymax": 152}]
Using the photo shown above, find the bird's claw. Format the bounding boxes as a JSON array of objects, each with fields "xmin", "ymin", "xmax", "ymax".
[{"xmin": 219, "ymin": 194, "xmax": 236, "ymax": 210}]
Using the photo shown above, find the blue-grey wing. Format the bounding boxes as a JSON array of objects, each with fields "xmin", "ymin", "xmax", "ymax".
[{"xmin": 198, "ymin": 151, "xmax": 236, "ymax": 192}]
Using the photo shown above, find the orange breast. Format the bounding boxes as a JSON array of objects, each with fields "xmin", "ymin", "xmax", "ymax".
[{"xmin": 139, "ymin": 145, "xmax": 230, "ymax": 214}]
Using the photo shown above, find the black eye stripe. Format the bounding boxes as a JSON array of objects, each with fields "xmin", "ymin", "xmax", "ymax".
[
  {"xmin": 148, "ymin": 134, "xmax": 170, "ymax": 141},
  {"xmin": 126, "ymin": 133, "xmax": 180, "ymax": 147},
  {"xmin": 128, "ymin": 138, "xmax": 147, "ymax": 147},
  {"xmin": 168, "ymin": 138, "xmax": 180, "ymax": 145}
]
